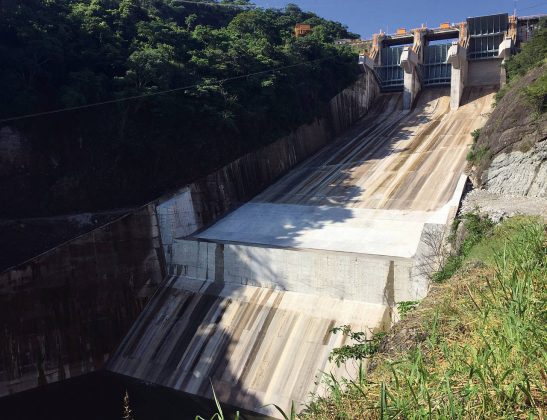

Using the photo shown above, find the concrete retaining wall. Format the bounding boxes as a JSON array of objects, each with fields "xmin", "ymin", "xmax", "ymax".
[
  {"xmin": 468, "ymin": 59, "xmax": 503, "ymax": 86},
  {"xmin": 157, "ymin": 71, "xmax": 380, "ymax": 259},
  {"xmin": 169, "ymin": 239, "xmax": 422, "ymax": 305},
  {"xmin": 0, "ymin": 204, "xmax": 164, "ymax": 396},
  {"xmin": 0, "ymin": 71, "xmax": 379, "ymax": 396}
]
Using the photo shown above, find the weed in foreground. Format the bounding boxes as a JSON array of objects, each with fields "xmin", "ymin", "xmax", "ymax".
[{"xmin": 303, "ymin": 218, "xmax": 546, "ymax": 419}]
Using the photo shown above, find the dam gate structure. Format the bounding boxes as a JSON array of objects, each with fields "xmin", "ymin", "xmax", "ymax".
[
  {"xmin": 362, "ymin": 13, "xmax": 540, "ymax": 111},
  {"xmin": 109, "ymin": 85, "xmax": 496, "ymax": 417},
  {"xmin": 1, "ymin": 11, "xmax": 544, "ymax": 419}
]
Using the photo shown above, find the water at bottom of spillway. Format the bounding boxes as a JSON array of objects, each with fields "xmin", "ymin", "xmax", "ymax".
[{"xmin": 0, "ymin": 371, "xmax": 269, "ymax": 420}]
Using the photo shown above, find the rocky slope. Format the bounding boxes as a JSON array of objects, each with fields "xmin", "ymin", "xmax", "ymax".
[{"xmin": 465, "ymin": 64, "xmax": 547, "ymax": 219}]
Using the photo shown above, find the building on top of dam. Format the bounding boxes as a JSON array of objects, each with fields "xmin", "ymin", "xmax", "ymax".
[{"xmin": 358, "ymin": 13, "xmax": 546, "ymax": 110}]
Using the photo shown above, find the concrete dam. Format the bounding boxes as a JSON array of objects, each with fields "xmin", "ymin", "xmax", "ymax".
[
  {"xmin": 108, "ymin": 87, "xmax": 494, "ymax": 417},
  {"xmin": 0, "ymin": 11, "xmax": 533, "ymax": 420}
]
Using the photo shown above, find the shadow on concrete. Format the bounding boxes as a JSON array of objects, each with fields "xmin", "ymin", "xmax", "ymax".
[
  {"xmin": 0, "ymin": 209, "xmax": 131, "ymax": 272},
  {"xmin": 460, "ymin": 84, "xmax": 498, "ymax": 106},
  {"xmin": 0, "ymin": 204, "xmax": 163, "ymax": 399},
  {"xmin": 107, "ymin": 279, "xmax": 273, "ymax": 418},
  {"xmin": 195, "ymin": 88, "xmax": 452, "ymax": 250},
  {"xmin": 103, "ymin": 86, "xmax": 464, "ymax": 417}
]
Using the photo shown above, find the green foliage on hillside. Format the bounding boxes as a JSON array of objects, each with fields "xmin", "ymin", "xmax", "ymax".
[
  {"xmin": 433, "ymin": 212, "xmax": 494, "ymax": 281},
  {"xmin": 523, "ymin": 71, "xmax": 547, "ymax": 112},
  {"xmin": 303, "ymin": 216, "xmax": 547, "ymax": 419},
  {"xmin": 505, "ymin": 18, "xmax": 547, "ymax": 81},
  {"xmin": 495, "ymin": 18, "xmax": 547, "ymax": 107},
  {"xmin": 0, "ymin": 0, "xmax": 359, "ymax": 216},
  {"xmin": 466, "ymin": 128, "xmax": 489, "ymax": 165}
]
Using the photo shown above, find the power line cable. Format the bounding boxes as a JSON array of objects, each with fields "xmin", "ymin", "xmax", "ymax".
[
  {"xmin": 172, "ymin": 0, "xmax": 256, "ymax": 8},
  {"xmin": 518, "ymin": 1, "xmax": 547, "ymax": 11},
  {"xmin": 0, "ymin": 55, "xmax": 338, "ymax": 124}
]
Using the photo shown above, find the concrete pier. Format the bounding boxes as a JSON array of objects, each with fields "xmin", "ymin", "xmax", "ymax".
[
  {"xmin": 447, "ymin": 42, "xmax": 468, "ymax": 110},
  {"xmin": 401, "ymin": 46, "xmax": 422, "ymax": 110}
]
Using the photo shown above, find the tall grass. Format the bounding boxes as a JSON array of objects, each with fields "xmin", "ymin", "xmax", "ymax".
[
  {"xmin": 303, "ymin": 218, "xmax": 546, "ymax": 419},
  {"xmin": 433, "ymin": 213, "xmax": 494, "ymax": 282}
]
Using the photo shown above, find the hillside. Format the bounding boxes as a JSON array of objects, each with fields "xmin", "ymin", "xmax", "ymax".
[
  {"xmin": 0, "ymin": 0, "xmax": 359, "ymax": 217},
  {"xmin": 465, "ymin": 20, "xmax": 546, "ymax": 217}
]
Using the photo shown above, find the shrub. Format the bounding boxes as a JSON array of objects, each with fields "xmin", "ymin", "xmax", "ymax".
[
  {"xmin": 432, "ymin": 213, "xmax": 494, "ymax": 282},
  {"xmin": 470, "ymin": 128, "xmax": 481, "ymax": 142},
  {"xmin": 303, "ymin": 217, "xmax": 546, "ymax": 419},
  {"xmin": 523, "ymin": 71, "xmax": 547, "ymax": 113},
  {"xmin": 328, "ymin": 325, "xmax": 386, "ymax": 366},
  {"xmin": 505, "ymin": 18, "xmax": 547, "ymax": 81}
]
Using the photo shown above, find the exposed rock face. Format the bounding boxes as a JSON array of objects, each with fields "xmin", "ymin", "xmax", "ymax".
[
  {"xmin": 484, "ymin": 139, "xmax": 546, "ymax": 197},
  {"xmin": 468, "ymin": 65, "xmax": 547, "ymax": 193},
  {"xmin": 460, "ymin": 189, "xmax": 547, "ymax": 222},
  {"xmin": 465, "ymin": 65, "xmax": 547, "ymax": 219}
]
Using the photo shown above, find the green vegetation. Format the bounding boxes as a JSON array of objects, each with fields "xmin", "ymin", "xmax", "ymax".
[
  {"xmin": 466, "ymin": 145, "xmax": 489, "ymax": 164},
  {"xmin": 523, "ymin": 72, "xmax": 547, "ymax": 112},
  {"xmin": 396, "ymin": 300, "xmax": 419, "ymax": 320},
  {"xmin": 195, "ymin": 383, "xmax": 239, "ymax": 420},
  {"xmin": 494, "ymin": 17, "xmax": 547, "ymax": 106},
  {"xmin": 328, "ymin": 326, "xmax": 386, "ymax": 367},
  {"xmin": 303, "ymin": 216, "xmax": 547, "ymax": 419},
  {"xmin": 466, "ymin": 128, "xmax": 489, "ymax": 164},
  {"xmin": 0, "ymin": 0, "xmax": 359, "ymax": 216},
  {"xmin": 198, "ymin": 383, "xmax": 296, "ymax": 420},
  {"xmin": 433, "ymin": 213, "xmax": 494, "ymax": 282},
  {"xmin": 505, "ymin": 18, "xmax": 547, "ymax": 81},
  {"xmin": 469, "ymin": 128, "xmax": 481, "ymax": 142}
]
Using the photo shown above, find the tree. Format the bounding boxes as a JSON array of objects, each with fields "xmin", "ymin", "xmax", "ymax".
[{"xmin": 0, "ymin": 0, "xmax": 361, "ymax": 217}]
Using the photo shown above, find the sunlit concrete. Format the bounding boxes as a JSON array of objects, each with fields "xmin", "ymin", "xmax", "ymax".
[
  {"xmin": 109, "ymin": 277, "xmax": 391, "ymax": 418},
  {"xmin": 401, "ymin": 46, "xmax": 422, "ymax": 110},
  {"xmin": 197, "ymin": 203, "xmax": 443, "ymax": 258},
  {"xmin": 111, "ymin": 86, "xmax": 496, "ymax": 419},
  {"xmin": 170, "ymin": 238, "xmax": 421, "ymax": 304},
  {"xmin": 447, "ymin": 42, "xmax": 468, "ymax": 110},
  {"xmin": 194, "ymin": 88, "xmax": 495, "ymax": 260}
]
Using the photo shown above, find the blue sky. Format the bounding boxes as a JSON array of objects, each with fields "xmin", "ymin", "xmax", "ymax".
[{"xmin": 252, "ymin": 0, "xmax": 547, "ymax": 38}]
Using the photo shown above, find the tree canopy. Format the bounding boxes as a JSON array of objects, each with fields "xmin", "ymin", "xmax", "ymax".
[{"xmin": 0, "ymin": 0, "xmax": 360, "ymax": 216}]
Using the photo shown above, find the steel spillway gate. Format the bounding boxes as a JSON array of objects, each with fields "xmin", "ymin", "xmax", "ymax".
[
  {"xmin": 422, "ymin": 44, "xmax": 451, "ymax": 86},
  {"xmin": 467, "ymin": 13, "xmax": 509, "ymax": 59},
  {"xmin": 376, "ymin": 46, "xmax": 404, "ymax": 90}
]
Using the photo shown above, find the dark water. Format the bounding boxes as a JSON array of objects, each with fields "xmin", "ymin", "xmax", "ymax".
[{"xmin": 0, "ymin": 372, "xmax": 267, "ymax": 420}]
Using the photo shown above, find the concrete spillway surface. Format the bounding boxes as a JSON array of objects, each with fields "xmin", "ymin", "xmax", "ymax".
[
  {"xmin": 196, "ymin": 87, "xmax": 494, "ymax": 257},
  {"xmin": 110, "ymin": 86, "xmax": 496, "ymax": 417},
  {"xmin": 110, "ymin": 277, "xmax": 390, "ymax": 417}
]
